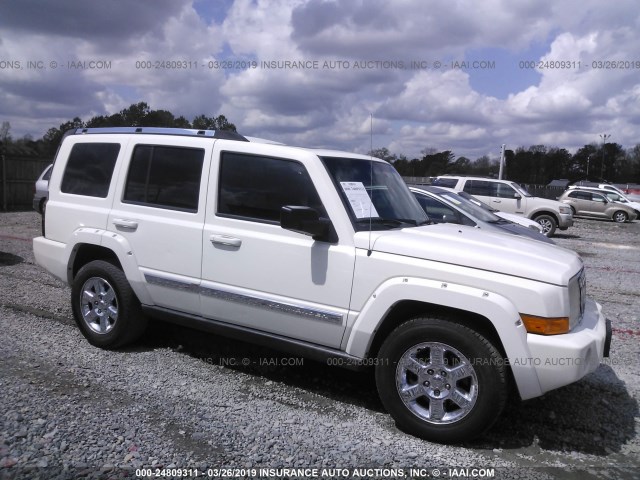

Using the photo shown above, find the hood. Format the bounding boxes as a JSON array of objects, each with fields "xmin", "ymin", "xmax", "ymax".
[
  {"xmin": 355, "ymin": 223, "xmax": 582, "ymax": 286},
  {"xmin": 494, "ymin": 211, "xmax": 541, "ymax": 230},
  {"xmin": 531, "ymin": 196, "xmax": 568, "ymax": 210},
  {"xmin": 496, "ymin": 222, "xmax": 554, "ymax": 244}
]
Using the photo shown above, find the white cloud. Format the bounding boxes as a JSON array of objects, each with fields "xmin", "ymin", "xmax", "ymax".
[{"xmin": 0, "ymin": 0, "xmax": 639, "ymax": 159}]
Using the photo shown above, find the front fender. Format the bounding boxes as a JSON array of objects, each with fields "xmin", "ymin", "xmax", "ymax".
[{"xmin": 344, "ymin": 276, "xmax": 544, "ymax": 399}]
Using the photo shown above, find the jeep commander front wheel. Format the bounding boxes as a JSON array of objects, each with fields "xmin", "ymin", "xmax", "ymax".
[{"xmin": 375, "ymin": 317, "xmax": 507, "ymax": 443}]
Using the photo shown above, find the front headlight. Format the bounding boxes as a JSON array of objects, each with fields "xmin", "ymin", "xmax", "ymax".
[{"xmin": 559, "ymin": 205, "xmax": 571, "ymax": 214}]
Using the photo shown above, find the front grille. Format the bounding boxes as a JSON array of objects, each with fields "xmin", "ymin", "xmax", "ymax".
[
  {"xmin": 569, "ymin": 268, "xmax": 586, "ymax": 330},
  {"xmin": 578, "ymin": 269, "xmax": 587, "ymax": 317}
]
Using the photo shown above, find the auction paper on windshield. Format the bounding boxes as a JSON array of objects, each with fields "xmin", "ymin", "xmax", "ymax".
[{"xmin": 340, "ymin": 182, "xmax": 379, "ymax": 219}]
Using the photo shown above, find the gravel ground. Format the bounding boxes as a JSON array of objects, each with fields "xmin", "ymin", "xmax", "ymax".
[{"xmin": 0, "ymin": 211, "xmax": 639, "ymax": 480}]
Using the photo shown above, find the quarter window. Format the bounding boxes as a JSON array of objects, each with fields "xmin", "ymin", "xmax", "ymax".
[
  {"xmin": 61, "ymin": 143, "xmax": 120, "ymax": 197},
  {"xmin": 218, "ymin": 152, "xmax": 325, "ymax": 223},
  {"xmin": 123, "ymin": 145, "xmax": 204, "ymax": 212}
]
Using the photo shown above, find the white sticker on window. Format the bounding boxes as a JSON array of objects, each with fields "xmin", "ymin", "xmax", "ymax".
[{"xmin": 340, "ymin": 181, "xmax": 379, "ymax": 219}]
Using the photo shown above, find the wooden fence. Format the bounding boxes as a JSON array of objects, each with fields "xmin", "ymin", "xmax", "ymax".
[{"xmin": 0, "ymin": 155, "xmax": 52, "ymax": 211}]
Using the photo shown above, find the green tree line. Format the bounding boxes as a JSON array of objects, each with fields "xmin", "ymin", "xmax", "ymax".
[
  {"xmin": 3, "ymin": 106, "xmax": 639, "ymax": 184},
  {"xmin": 0, "ymin": 102, "xmax": 236, "ymax": 156},
  {"xmin": 372, "ymin": 142, "xmax": 640, "ymax": 184}
]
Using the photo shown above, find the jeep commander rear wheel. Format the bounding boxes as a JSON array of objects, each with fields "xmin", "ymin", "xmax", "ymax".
[
  {"xmin": 71, "ymin": 260, "xmax": 148, "ymax": 349},
  {"xmin": 375, "ymin": 317, "xmax": 507, "ymax": 443}
]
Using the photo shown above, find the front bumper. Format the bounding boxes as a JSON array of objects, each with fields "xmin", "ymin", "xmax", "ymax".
[
  {"xmin": 558, "ymin": 212, "xmax": 574, "ymax": 229},
  {"xmin": 526, "ymin": 298, "xmax": 609, "ymax": 395}
]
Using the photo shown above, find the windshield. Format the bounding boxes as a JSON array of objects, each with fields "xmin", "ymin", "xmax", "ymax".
[
  {"xmin": 321, "ymin": 156, "xmax": 428, "ymax": 230},
  {"xmin": 605, "ymin": 192, "xmax": 626, "ymax": 203},
  {"xmin": 511, "ymin": 182, "xmax": 533, "ymax": 197},
  {"xmin": 435, "ymin": 191, "xmax": 503, "ymax": 223}
]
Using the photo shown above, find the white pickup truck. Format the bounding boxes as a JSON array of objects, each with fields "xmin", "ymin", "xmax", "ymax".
[{"xmin": 33, "ymin": 127, "xmax": 611, "ymax": 443}]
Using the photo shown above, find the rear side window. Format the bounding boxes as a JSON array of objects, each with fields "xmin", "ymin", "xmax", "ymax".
[
  {"xmin": 60, "ymin": 143, "xmax": 120, "ymax": 197},
  {"xmin": 218, "ymin": 152, "xmax": 325, "ymax": 223},
  {"xmin": 123, "ymin": 145, "xmax": 204, "ymax": 212},
  {"xmin": 432, "ymin": 177, "xmax": 458, "ymax": 188},
  {"xmin": 568, "ymin": 191, "xmax": 590, "ymax": 200}
]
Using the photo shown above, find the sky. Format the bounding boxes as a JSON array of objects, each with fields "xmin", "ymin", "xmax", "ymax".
[{"xmin": 0, "ymin": 0, "xmax": 639, "ymax": 160}]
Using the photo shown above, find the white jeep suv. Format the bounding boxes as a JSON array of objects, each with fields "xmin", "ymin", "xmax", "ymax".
[{"xmin": 33, "ymin": 127, "xmax": 610, "ymax": 443}]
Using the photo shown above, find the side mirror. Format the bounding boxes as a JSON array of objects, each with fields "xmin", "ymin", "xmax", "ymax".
[
  {"xmin": 513, "ymin": 193, "xmax": 522, "ymax": 199},
  {"xmin": 281, "ymin": 206, "xmax": 336, "ymax": 242}
]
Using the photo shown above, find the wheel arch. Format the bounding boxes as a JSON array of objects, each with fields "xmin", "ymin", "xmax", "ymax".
[
  {"xmin": 367, "ymin": 301, "xmax": 505, "ymax": 361},
  {"xmin": 531, "ymin": 210, "xmax": 560, "ymax": 224},
  {"xmin": 69, "ymin": 243, "xmax": 122, "ymax": 283},
  {"xmin": 66, "ymin": 230, "xmax": 152, "ymax": 305},
  {"xmin": 344, "ymin": 277, "xmax": 543, "ymax": 400}
]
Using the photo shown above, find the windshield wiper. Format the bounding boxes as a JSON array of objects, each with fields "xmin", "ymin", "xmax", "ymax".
[{"xmin": 488, "ymin": 218, "xmax": 511, "ymax": 225}]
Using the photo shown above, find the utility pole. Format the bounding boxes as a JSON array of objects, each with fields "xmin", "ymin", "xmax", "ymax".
[
  {"xmin": 498, "ymin": 144, "xmax": 506, "ymax": 179},
  {"xmin": 599, "ymin": 134, "xmax": 610, "ymax": 180}
]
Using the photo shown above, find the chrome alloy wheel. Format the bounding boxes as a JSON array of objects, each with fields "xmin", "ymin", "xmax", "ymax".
[
  {"xmin": 396, "ymin": 342, "xmax": 478, "ymax": 424},
  {"xmin": 613, "ymin": 211, "xmax": 627, "ymax": 223},
  {"xmin": 537, "ymin": 217, "xmax": 553, "ymax": 235},
  {"xmin": 79, "ymin": 277, "xmax": 118, "ymax": 334}
]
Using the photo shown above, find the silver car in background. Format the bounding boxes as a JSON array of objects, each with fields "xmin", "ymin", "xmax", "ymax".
[
  {"xmin": 410, "ymin": 186, "xmax": 554, "ymax": 244},
  {"xmin": 452, "ymin": 189, "xmax": 544, "ymax": 233},
  {"xmin": 32, "ymin": 164, "xmax": 52, "ymax": 214}
]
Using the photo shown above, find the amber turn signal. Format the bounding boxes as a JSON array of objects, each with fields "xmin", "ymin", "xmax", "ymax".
[{"xmin": 520, "ymin": 314, "xmax": 570, "ymax": 335}]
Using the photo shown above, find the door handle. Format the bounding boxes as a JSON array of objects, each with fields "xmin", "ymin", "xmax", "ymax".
[
  {"xmin": 113, "ymin": 219, "xmax": 139, "ymax": 231},
  {"xmin": 492, "ymin": 200, "xmax": 501, "ymax": 203},
  {"xmin": 210, "ymin": 234, "xmax": 242, "ymax": 248}
]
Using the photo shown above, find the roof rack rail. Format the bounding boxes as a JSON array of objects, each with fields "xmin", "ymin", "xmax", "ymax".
[
  {"xmin": 437, "ymin": 174, "xmax": 497, "ymax": 179},
  {"xmin": 72, "ymin": 127, "xmax": 248, "ymax": 142}
]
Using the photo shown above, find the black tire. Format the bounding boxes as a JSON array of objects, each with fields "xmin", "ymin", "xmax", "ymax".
[
  {"xmin": 613, "ymin": 211, "xmax": 628, "ymax": 223},
  {"xmin": 71, "ymin": 260, "xmax": 147, "ymax": 349},
  {"xmin": 533, "ymin": 214, "xmax": 557, "ymax": 237},
  {"xmin": 375, "ymin": 317, "xmax": 507, "ymax": 443}
]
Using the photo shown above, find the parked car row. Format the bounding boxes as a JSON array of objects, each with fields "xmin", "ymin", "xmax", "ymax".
[
  {"xmin": 409, "ymin": 186, "xmax": 553, "ymax": 244},
  {"xmin": 559, "ymin": 185, "xmax": 639, "ymax": 222},
  {"xmin": 432, "ymin": 175, "xmax": 573, "ymax": 237},
  {"xmin": 424, "ymin": 176, "xmax": 638, "ymax": 233}
]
